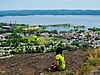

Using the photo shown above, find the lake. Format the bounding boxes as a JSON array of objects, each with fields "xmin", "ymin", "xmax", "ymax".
[{"xmin": 0, "ymin": 15, "xmax": 100, "ymax": 31}]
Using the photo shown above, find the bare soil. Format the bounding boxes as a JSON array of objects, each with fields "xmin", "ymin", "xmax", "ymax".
[{"xmin": 0, "ymin": 50, "xmax": 86, "ymax": 75}]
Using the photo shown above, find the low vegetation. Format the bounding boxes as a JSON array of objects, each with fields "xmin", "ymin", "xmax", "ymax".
[{"xmin": 75, "ymin": 47, "xmax": 100, "ymax": 75}]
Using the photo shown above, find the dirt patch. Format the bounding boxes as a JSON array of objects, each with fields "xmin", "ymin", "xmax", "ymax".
[{"xmin": 0, "ymin": 50, "xmax": 86, "ymax": 75}]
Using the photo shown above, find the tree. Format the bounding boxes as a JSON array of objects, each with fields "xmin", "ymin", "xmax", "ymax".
[{"xmin": 50, "ymin": 30, "xmax": 58, "ymax": 34}]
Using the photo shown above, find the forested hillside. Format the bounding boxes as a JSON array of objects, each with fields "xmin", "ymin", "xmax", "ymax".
[{"xmin": 0, "ymin": 10, "xmax": 100, "ymax": 16}]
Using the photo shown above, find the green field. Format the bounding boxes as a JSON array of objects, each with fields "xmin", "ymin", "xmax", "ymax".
[{"xmin": 22, "ymin": 36, "xmax": 62, "ymax": 45}]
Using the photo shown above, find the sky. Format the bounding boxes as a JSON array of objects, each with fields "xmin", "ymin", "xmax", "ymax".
[{"xmin": 0, "ymin": 0, "xmax": 100, "ymax": 10}]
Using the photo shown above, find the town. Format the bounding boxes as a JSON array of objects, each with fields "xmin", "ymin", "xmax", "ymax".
[{"xmin": 0, "ymin": 22, "xmax": 100, "ymax": 56}]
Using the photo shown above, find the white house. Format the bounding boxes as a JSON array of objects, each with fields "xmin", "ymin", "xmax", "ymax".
[{"xmin": 0, "ymin": 35, "xmax": 5, "ymax": 40}]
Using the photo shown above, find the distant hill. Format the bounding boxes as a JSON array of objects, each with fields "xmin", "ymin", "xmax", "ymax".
[{"xmin": 0, "ymin": 10, "xmax": 100, "ymax": 16}]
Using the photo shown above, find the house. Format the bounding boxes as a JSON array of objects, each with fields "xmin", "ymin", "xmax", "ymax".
[
  {"xmin": 94, "ymin": 40, "xmax": 100, "ymax": 47},
  {"xmin": 2, "ymin": 22, "xmax": 16, "ymax": 31},
  {"xmin": 40, "ymin": 33, "xmax": 49, "ymax": 38},
  {"xmin": 2, "ymin": 26, "xmax": 12, "ymax": 31},
  {"xmin": 0, "ymin": 35, "xmax": 5, "ymax": 40}
]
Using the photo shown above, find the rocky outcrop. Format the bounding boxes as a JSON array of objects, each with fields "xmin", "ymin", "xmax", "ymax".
[{"xmin": 0, "ymin": 50, "xmax": 86, "ymax": 75}]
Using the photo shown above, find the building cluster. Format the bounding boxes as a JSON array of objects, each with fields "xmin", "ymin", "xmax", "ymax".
[
  {"xmin": 39, "ymin": 30, "xmax": 100, "ymax": 49},
  {"xmin": 2, "ymin": 21, "xmax": 16, "ymax": 31},
  {"xmin": 64, "ymin": 31, "xmax": 100, "ymax": 48},
  {"xmin": 0, "ymin": 25, "xmax": 100, "ymax": 56}
]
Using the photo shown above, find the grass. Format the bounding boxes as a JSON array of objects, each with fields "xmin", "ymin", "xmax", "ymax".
[
  {"xmin": 22, "ymin": 36, "xmax": 62, "ymax": 45},
  {"xmin": 23, "ymin": 36, "xmax": 48, "ymax": 44},
  {"xmin": 23, "ymin": 26, "xmax": 41, "ymax": 30},
  {"xmin": 66, "ymin": 70, "xmax": 74, "ymax": 75},
  {"xmin": 87, "ymin": 48, "xmax": 100, "ymax": 61},
  {"xmin": 81, "ymin": 47, "xmax": 100, "ymax": 75},
  {"xmin": 72, "ymin": 47, "xmax": 100, "ymax": 75}
]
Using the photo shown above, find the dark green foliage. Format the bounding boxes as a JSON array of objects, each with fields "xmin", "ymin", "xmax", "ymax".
[
  {"xmin": 50, "ymin": 30, "xmax": 58, "ymax": 34},
  {"xmin": 88, "ymin": 28, "xmax": 100, "ymax": 31},
  {"xmin": 95, "ymin": 37, "xmax": 100, "ymax": 40},
  {"xmin": 10, "ymin": 50, "xmax": 17, "ymax": 54},
  {"xmin": 71, "ymin": 40, "xmax": 79, "ymax": 46}
]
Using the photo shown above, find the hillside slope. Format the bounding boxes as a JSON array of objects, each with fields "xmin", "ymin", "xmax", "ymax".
[
  {"xmin": 0, "ymin": 10, "xmax": 100, "ymax": 16},
  {"xmin": 0, "ymin": 50, "xmax": 85, "ymax": 75}
]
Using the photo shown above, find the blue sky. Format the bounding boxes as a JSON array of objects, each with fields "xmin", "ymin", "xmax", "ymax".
[{"xmin": 0, "ymin": 0, "xmax": 100, "ymax": 10}]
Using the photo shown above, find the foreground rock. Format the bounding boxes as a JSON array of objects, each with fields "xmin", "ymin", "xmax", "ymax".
[{"xmin": 0, "ymin": 50, "xmax": 86, "ymax": 75}]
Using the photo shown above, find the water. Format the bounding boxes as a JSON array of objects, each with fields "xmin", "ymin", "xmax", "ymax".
[
  {"xmin": 45, "ymin": 26, "xmax": 73, "ymax": 32},
  {"xmin": 0, "ymin": 15, "xmax": 100, "ymax": 31}
]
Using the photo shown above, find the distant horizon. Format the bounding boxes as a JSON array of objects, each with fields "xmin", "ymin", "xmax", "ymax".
[{"xmin": 0, "ymin": 9, "xmax": 100, "ymax": 11}]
